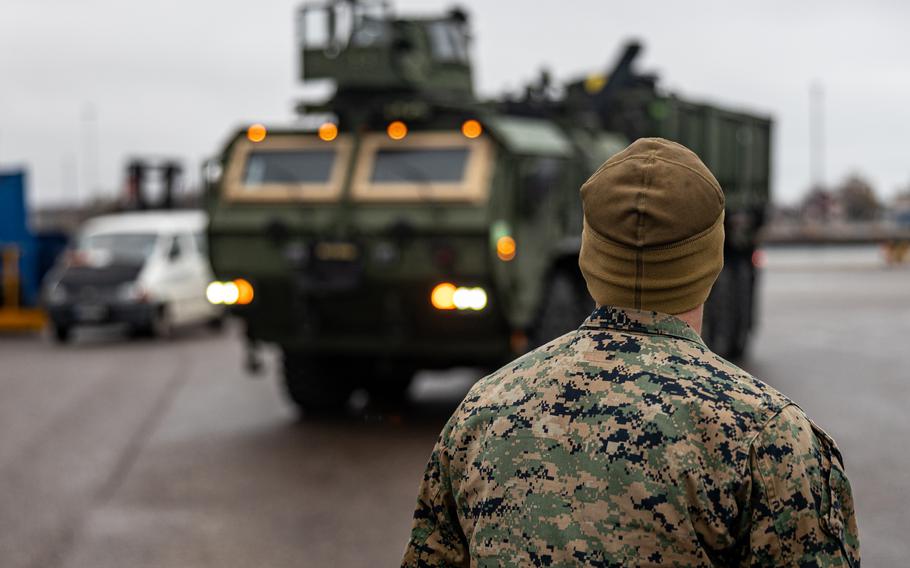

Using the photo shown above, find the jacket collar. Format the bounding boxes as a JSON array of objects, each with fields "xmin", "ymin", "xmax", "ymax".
[{"xmin": 580, "ymin": 305, "xmax": 706, "ymax": 346}]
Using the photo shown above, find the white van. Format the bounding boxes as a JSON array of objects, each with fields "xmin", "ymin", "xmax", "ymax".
[{"xmin": 44, "ymin": 210, "xmax": 222, "ymax": 342}]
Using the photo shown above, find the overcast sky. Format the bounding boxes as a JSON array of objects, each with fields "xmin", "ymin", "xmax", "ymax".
[{"xmin": 2, "ymin": 0, "xmax": 909, "ymax": 207}]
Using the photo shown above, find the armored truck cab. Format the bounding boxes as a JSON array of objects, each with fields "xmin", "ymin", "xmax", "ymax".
[
  {"xmin": 205, "ymin": 0, "xmax": 771, "ymax": 412},
  {"xmin": 208, "ymin": 114, "xmax": 624, "ymax": 409}
]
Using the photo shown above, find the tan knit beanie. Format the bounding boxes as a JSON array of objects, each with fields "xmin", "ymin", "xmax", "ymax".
[{"xmin": 579, "ymin": 137, "xmax": 725, "ymax": 315}]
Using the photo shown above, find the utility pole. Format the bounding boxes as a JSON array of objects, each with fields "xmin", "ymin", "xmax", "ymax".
[
  {"xmin": 809, "ymin": 81, "xmax": 825, "ymax": 190},
  {"xmin": 80, "ymin": 102, "xmax": 100, "ymax": 207},
  {"xmin": 61, "ymin": 154, "xmax": 77, "ymax": 206}
]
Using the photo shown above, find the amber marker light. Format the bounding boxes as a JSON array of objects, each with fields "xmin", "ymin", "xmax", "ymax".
[
  {"xmin": 496, "ymin": 235, "xmax": 516, "ymax": 261},
  {"xmin": 247, "ymin": 123, "xmax": 267, "ymax": 143},
  {"xmin": 461, "ymin": 119, "xmax": 483, "ymax": 139},
  {"xmin": 207, "ymin": 279, "xmax": 253, "ymax": 305},
  {"xmin": 584, "ymin": 73, "xmax": 607, "ymax": 94},
  {"xmin": 387, "ymin": 120, "xmax": 408, "ymax": 140},
  {"xmin": 431, "ymin": 282, "xmax": 456, "ymax": 310},
  {"xmin": 318, "ymin": 122, "xmax": 338, "ymax": 142},
  {"xmin": 233, "ymin": 278, "xmax": 255, "ymax": 305}
]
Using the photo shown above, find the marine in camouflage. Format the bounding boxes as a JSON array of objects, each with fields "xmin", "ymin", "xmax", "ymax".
[{"xmin": 402, "ymin": 306, "xmax": 860, "ymax": 567}]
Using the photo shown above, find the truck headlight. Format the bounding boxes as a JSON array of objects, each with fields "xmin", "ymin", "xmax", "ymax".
[
  {"xmin": 431, "ymin": 283, "xmax": 487, "ymax": 311},
  {"xmin": 207, "ymin": 279, "xmax": 254, "ymax": 305},
  {"xmin": 453, "ymin": 287, "xmax": 487, "ymax": 311}
]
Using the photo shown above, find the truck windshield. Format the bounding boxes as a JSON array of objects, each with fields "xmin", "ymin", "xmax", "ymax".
[
  {"xmin": 79, "ymin": 233, "xmax": 157, "ymax": 263},
  {"xmin": 351, "ymin": 132, "xmax": 492, "ymax": 203},
  {"xmin": 370, "ymin": 148, "xmax": 469, "ymax": 183},
  {"xmin": 223, "ymin": 134, "xmax": 352, "ymax": 202},
  {"xmin": 244, "ymin": 150, "xmax": 336, "ymax": 185}
]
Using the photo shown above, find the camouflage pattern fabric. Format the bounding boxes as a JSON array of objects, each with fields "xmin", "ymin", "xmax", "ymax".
[{"xmin": 402, "ymin": 306, "xmax": 860, "ymax": 567}]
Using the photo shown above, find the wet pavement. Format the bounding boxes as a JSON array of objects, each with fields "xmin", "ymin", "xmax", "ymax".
[{"xmin": 0, "ymin": 248, "xmax": 907, "ymax": 567}]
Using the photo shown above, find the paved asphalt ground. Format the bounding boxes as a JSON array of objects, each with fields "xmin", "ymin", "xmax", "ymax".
[{"xmin": 0, "ymin": 249, "xmax": 907, "ymax": 567}]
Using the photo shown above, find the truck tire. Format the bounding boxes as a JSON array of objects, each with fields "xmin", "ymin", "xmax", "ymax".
[
  {"xmin": 729, "ymin": 257, "xmax": 755, "ymax": 360},
  {"xmin": 703, "ymin": 257, "xmax": 752, "ymax": 361},
  {"xmin": 151, "ymin": 304, "xmax": 174, "ymax": 339},
  {"xmin": 363, "ymin": 360, "xmax": 415, "ymax": 409},
  {"xmin": 703, "ymin": 265, "xmax": 730, "ymax": 358},
  {"xmin": 283, "ymin": 351, "xmax": 354, "ymax": 415},
  {"xmin": 52, "ymin": 324, "xmax": 72, "ymax": 344},
  {"xmin": 530, "ymin": 271, "xmax": 593, "ymax": 348},
  {"xmin": 367, "ymin": 377, "xmax": 413, "ymax": 410},
  {"xmin": 133, "ymin": 304, "xmax": 174, "ymax": 339}
]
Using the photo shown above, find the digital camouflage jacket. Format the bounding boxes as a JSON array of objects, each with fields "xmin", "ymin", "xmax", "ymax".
[{"xmin": 402, "ymin": 306, "xmax": 860, "ymax": 567}]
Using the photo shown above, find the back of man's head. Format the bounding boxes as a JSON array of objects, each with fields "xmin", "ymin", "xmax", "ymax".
[{"xmin": 579, "ymin": 137, "xmax": 725, "ymax": 315}]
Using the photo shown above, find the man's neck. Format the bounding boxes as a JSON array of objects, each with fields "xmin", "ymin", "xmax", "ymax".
[{"xmin": 673, "ymin": 304, "xmax": 704, "ymax": 335}]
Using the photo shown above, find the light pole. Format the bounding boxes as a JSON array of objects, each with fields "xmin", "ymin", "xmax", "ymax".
[
  {"xmin": 809, "ymin": 81, "xmax": 825, "ymax": 191},
  {"xmin": 80, "ymin": 102, "xmax": 100, "ymax": 207}
]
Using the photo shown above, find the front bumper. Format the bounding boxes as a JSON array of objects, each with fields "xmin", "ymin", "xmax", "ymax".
[
  {"xmin": 47, "ymin": 301, "xmax": 158, "ymax": 329},
  {"xmin": 234, "ymin": 278, "xmax": 515, "ymax": 368}
]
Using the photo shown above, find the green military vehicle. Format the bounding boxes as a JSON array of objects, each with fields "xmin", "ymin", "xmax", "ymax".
[{"xmin": 204, "ymin": 0, "xmax": 771, "ymax": 412}]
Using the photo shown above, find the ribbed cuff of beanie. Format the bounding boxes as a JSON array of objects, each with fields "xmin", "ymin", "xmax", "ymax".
[{"xmin": 579, "ymin": 212, "xmax": 725, "ymax": 315}]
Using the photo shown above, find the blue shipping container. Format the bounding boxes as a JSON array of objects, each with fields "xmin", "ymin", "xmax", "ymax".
[{"xmin": 0, "ymin": 170, "xmax": 39, "ymax": 306}]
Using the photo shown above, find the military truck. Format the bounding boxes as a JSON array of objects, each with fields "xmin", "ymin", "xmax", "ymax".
[{"xmin": 204, "ymin": 0, "xmax": 771, "ymax": 412}]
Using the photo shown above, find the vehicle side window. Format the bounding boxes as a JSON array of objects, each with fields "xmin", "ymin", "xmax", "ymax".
[
  {"xmin": 168, "ymin": 235, "xmax": 183, "ymax": 261},
  {"xmin": 520, "ymin": 157, "xmax": 565, "ymax": 217},
  {"xmin": 427, "ymin": 21, "xmax": 469, "ymax": 63}
]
